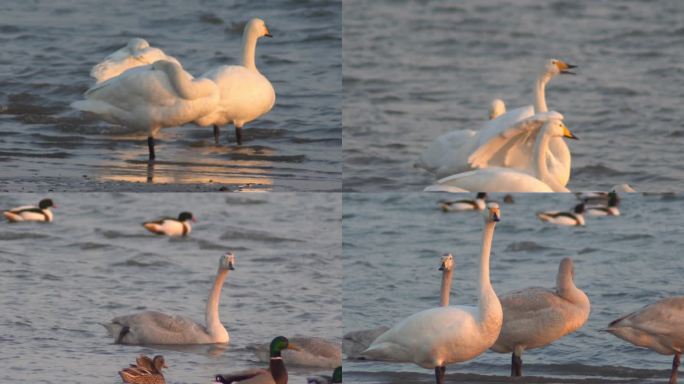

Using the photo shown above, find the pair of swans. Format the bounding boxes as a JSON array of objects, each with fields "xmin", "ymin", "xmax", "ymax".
[
  {"xmin": 72, "ymin": 18, "xmax": 275, "ymax": 160},
  {"xmin": 425, "ymin": 112, "xmax": 578, "ymax": 192},
  {"xmin": 103, "ymin": 252, "xmax": 234, "ymax": 344},
  {"xmin": 361, "ymin": 205, "xmax": 503, "ymax": 384},
  {"xmin": 419, "ymin": 59, "xmax": 577, "ymax": 191}
]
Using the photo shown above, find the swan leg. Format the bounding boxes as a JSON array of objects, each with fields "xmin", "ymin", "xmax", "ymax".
[
  {"xmin": 671, "ymin": 353, "xmax": 681, "ymax": 384},
  {"xmin": 235, "ymin": 126, "xmax": 243, "ymax": 146},
  {"xmin": 147, "ymin": 136, "xmax": 156, "ymax": 161},
  {"xmin": 434, "ymin": 365, "xmax": 445, "ymax": 384},
  {"xmin": 213, "ymin": 125, "xmax": 220, "ymax": 145},
  {"xmin": 511, "ymin": 352, "xmax": 523, "ymax": 376}
]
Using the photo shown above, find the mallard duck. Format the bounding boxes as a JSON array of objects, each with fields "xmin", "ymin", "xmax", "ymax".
[
  {"xmin": 215, "ymin": 336, "xmax": 300, "ymax": 384},
  {"xmin": 307, "ymin": 366, "xmax": 342, "ymax": 384},
  {"xmin": 142, "ymin": 212, "xmax": 195, "ymax": 237},
  {"xmin": 119, "ymin": 355, "xmax": 167, "ymax": 384},
  {"xmin": 3, "ymin": 198, "xmax": 56, "ymax": 222}
]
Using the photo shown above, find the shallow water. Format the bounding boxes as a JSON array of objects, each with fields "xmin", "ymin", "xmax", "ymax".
[
  {"xmin": 0, "ymin": 0, "xmax": 341, "ymax": 192},
  {"xmin": 0, "ymin": 193, "xmax": 341, "ymax": 383},
  {"xmin": 343, "ymin": 0, "xmax": 684, "ymax": 192},
  {"xmin": 343, "ymin": 192, "xmax": 684, "ymax": 383}
]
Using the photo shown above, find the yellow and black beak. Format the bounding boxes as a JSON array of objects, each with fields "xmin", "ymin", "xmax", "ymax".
[
  {"xmin": 264, "ymin": 27, "xmax": 273, "ymax": 38},
  {"xmin": 563, "ymin": 126, "xmax": 579, "ymax": 140},
  {"xmin": 439, "ymin": 262, "xmax": 445, "ymax": 271},
  {"xmin": 558, "ymin": 61, "xmax": 577, "ymax": 75}
]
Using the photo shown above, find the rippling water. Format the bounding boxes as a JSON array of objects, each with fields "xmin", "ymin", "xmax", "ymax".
[
  {"xmin": 343, "ymin": 0, "xmax": 684, "ymax": 192},
  {"xmin": 0, "ymin": 193, "xmax": 341, "ymax": 383},
  {"xmin": 343, "ymin": 192, "xmax": 684, "ymax": 383},
  {"xmin": 0, "ymin": 0, "xmax": 341, "ymax": 192}
]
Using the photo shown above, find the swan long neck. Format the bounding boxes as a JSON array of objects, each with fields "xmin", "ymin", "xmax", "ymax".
[
  {"xmin": 557, "ymin": 270, "xmax": 589, "ymax": 308},
  {"xmin": 534, "ymin": 124, "xmax": 568, "ymax": 192},
  {"xmin": 439, "ymin": 268, "xmax": 453, "ymax": 307},
  {"xmin": 534, "ymin": 72, "xmax": 552, "ymax": 113},
  {"xmin": 477, "ymin": 221, "xmax": 496, "ymax": 310},
  {"xmin": 163, "ymin": 63, "xmax": 215, "ymax": 100},
  {"xmin": 241, "ymin": 29, "xmax": 260, "ymax": 71},
  {"xmin": 206, "ymin": 268, "xmax": 229, "ymax": 338}
]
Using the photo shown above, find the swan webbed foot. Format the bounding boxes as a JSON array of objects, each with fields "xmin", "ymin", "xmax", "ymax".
[
  {"xmin": 434, "ymin": 365, "xmax": 445, "ymax": 384},
  {"xmin": 146, "ymin": 161, "xmax": 154, "ymax": 183},
  {"xmin": 213, "ymin": 125, "xmax": 220, "ymax": 145},
  {"xmin": 235, "ymin": 126, "xmax": 243, "ymax": 146},
  {"xmin": 147, "ymin": 136, "xmax": 156, "ymax": 161},
  {"xmin": 671, "ymin": 353, "xmax": 681, "ymax": 384},
  {"xmin": 511, "ymin": 352, "xmax": 523, "ymax": 376}
]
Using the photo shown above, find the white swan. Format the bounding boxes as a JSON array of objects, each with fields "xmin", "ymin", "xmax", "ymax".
[
  {"xmin": 72, "ymin": 60, "xmax": 219, "ymax": 161},
  {"xmin": 342, "ymin": 253, "xmax": 456, "ymax": 359},
  {"xmin": 103, "ymin": 252, "xmax": 234, "ymax": 344},
  {"xmin": 491, "ymin": 257, "xmax": 590, "ymax": 376},
  {"xmin": 90, "ymin": 38, "xmax": 182, "ymax": 84},
  {"xmin": 361, "ymin": 204, "xmax": 503, "ymax": 384},
  {"xmin": 440, "ymin": 193, "xmax": 487, "ymax": 212},
  {"xmin": 195, "ymin": 18, "xmax": 275, "ymax": 145},
  {"xmin": 607, "ymin": 297, "xmax": 684, "ymax": 384},
  {"xmin": 3, "ymin": 198, "xmax": 56, "ymax": 222},
  {"xmin": 537, "ymin": 203, "xmax": 585, "ymax": 226},
  {"xmin": 419, "ymin": 59, "xmax": 576, "ymax": 185},
  {"xmin": 425, "ymin": 113, "xmax": 578, "ymax": 192}
]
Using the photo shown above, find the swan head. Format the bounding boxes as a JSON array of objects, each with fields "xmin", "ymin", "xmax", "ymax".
[
  {"xmin": 246, "ymin": 18, "xmax": 273, "ymax": 38},
  {"xmin": 39, "ymin": 198, "xmax": 55, "ymax": 209},
  {"xmin": 545, "ymin": 59, "xmax": 577, "ymax": 76},
  {"xmin": 152, "ymin": 355, "xmax": 168, "ymax": 371},
  {"xmin": 220, "ymin": 252, "xmax": 236, "ymax": 271},
  {"xmin": 269, "ymin": 336, "xmax": 301, "ymax": 357},
  {"xmin": 126, "ymin": 38, "xmax": 150, "ymax": 51},
  {"xmin": 573, "ymin": 203, "xmax": 585, "ymax": 214},
  {"xmin": 559, "ymin": 257, "xmax": 574, "ymax": 280},
  {"xmin": 485, "ymin": 202, "xmax": 500, "ymax": 222},
  {"xmin": 489, "ymin": 99, "xmax": 506, "ymax": 120},
  {"xmin": 439, "ymin": 253, "xmax": 454, "ymax": 272},
  {"xmin": 546, "ymin": 120, "xmax": 579, "ymax": 140},
  {"xmin": 178, "ymin": 211, "xmax": 196, "ymax": 222}
]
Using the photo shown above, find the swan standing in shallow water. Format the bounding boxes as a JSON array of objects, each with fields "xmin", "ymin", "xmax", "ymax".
[
  {"xmin": 215, "ymin": 336, "xmax": 300, "ymax": 384},
  {"xmin": 425, "ymin": 113, "xmax": 578, "ymax": 192},
  {"xmin": 491, "ymin": 257, "xmax": 590, "ymax": 376},
  {"xmin": 607, "ymin": 297, "xmax": 684, "ymax": 384},
  {"xmin": 419, "ymin": 59, "xmax": 576, "ymax": 184},
  {"xmin": 3, "ymin": 198, "xmax": 56, "ymax": 222},
  {"xmin": 90, "ymin": 38, "xmax": 181, "ymax": 84},
  {"xmin": 362, "ymin": 205, "xmax": 503, "ymax": 384},
  {"xmin": 72, "ymin": 60, "xmax": 219, "ymax": 161},
  {"xmin": 342, "ymin": 253, "xmax": 456, "ymax": 359},
  {"xmin": 195, "ymin": 18, "xmax": 275, "ymax": 145},
  {"xmin": 537, "ymin": 203, "xmax": 585, "ymax": 226},
  {"xmin": 103, "ymin": 253, "xmax": 234, "ymax": 344}
]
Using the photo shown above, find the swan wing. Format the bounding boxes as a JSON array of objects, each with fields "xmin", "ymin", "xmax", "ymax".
[
  {"xmin": 343, "ymin": 326, "xmax": 390, "ymax": 358},
  {"xmin": 468, "ymin": 111, "xmax": 563, "ymax": 169},
  {"xmin": 609, "ymin": 297, "xmax": 684, "ymax": 340},
  {"xmin": 91, "ymin": 41, "xmax": 182, "ymax": 83},
  {"xmin": 433, "ymin": 168, "xmax": 554, "ymax": 193},
  {"xmin": 108, "ymin": 311, "xmax": 210, "ymax": 344}
]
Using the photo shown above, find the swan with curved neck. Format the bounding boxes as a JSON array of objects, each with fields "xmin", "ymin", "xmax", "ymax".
[
  {"xmin": 418, "ymin": 59, "xmax": 576, "ymax": 185},
  {"xmin": 195, "ymin": 18, "xmax": 276, "ymax": 145},
  {"xmin": 361, "ymin": 205, "xmax": 503, "ymax": 384},
  {"xmin": 427, "ymin": 115, "xmax": 577, "ymax": 192},
  {"xmin": 72, "ymin": 60, "xmax": 219, "ymax": 161},
  {"xmin": 491, "ymin": 257, "xmax": 590, "ymax": 376},
  {"xmin": 103, "ymin": 252, "xmax": 234, "ymax": 344}
]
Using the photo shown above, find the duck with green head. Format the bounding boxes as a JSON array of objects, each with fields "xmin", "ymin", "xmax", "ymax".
[
  {"xmin": 306, "ymin": 366, "xmax": 342, "ymax": 384},
  {"xmin": 215, "ymin": 336, "xmax": 300, "ymax": 384}
]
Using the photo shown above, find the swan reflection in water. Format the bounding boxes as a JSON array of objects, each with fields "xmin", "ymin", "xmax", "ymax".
[{"xmin": 97, "ymin": 142, "xmax": 275, "ymax": 190}]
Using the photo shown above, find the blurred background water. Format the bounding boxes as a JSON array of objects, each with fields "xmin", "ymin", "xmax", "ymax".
[
  {"xmin": 0, "ymin": 0, "xmax": 341, "ymax": 192},
  {"xmin": 0, "ymin": 192, "xmax": 341, "ymax": 383},
  {"xmin": 343, "ymin": 0, "xmax": 684, "ymax": 192},
  {"xmin": 344, "ymin": 192, "xmax": 684, "ymax": 383}
]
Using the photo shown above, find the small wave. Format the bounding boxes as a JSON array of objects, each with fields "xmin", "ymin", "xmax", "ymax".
[
  {"xmin": 504, "ymin": 241, "xmax": 552, "ymax": 252},
  {"xmin": 220, "ymin": 226, "xmax": 303, "ymax": 243},
  {"xmin": 110, "ymin": 259, "xmax": 172, "ymax": 268},
  {"xmin": 0, "ymin": 232, "xmax": 50, "ymax": 241}
]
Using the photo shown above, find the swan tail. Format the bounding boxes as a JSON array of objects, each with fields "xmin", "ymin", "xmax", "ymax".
[
  {"xmin": 360, "ymin": 342, "xmax": 410, "ymax": 362},
  {"xmin": 3, "ymin": 211, "xmax": 22, "ymax": 222},
  {"xmin": 71, "ymin": 99, "xmax": 115, "ymax": 116}
]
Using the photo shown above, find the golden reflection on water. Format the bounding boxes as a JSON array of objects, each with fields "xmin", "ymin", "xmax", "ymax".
[{"xmin": 97, "ymin": 143, "xmax": 275, "ymax": 190}]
